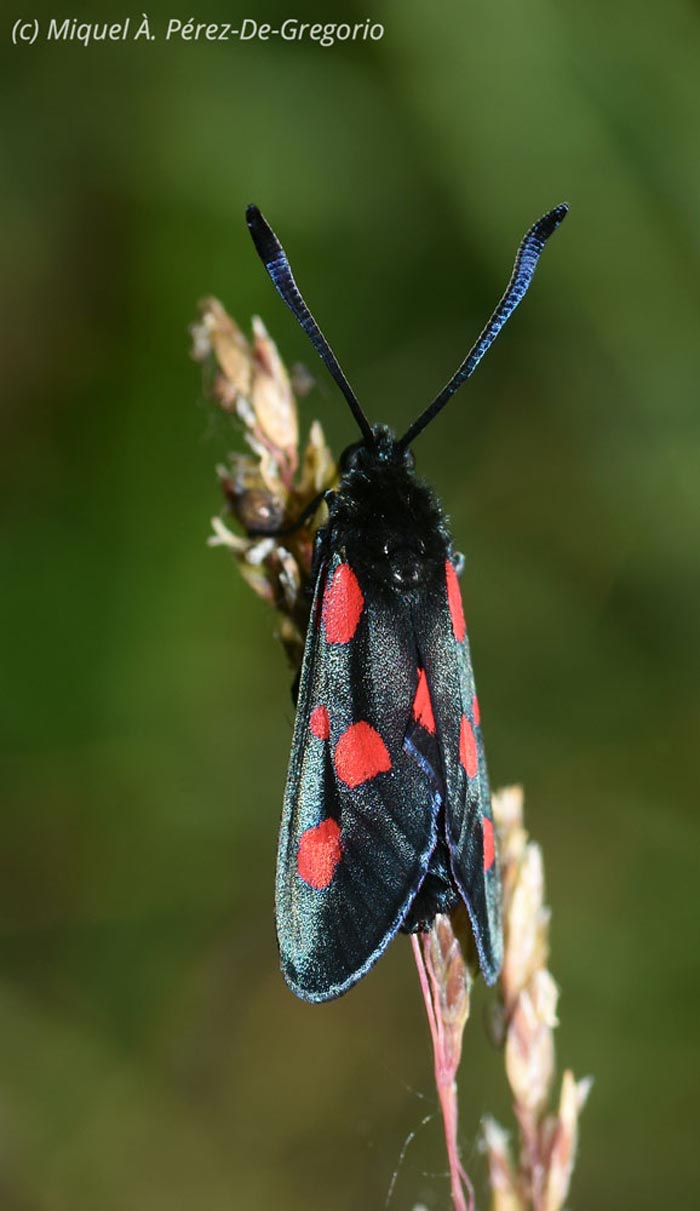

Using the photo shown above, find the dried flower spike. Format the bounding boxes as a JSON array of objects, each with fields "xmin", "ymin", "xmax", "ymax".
[
  {"xmin": 412, "ymin": 914, "xmax": 475, "ymax": 1211},
  {"xmin": 191, "ymin": 297, "xmax": 336, "ymax": 665},
  {"xmin": 483, "ymin": 787, "xmax": 592, "ymax": 1211}
]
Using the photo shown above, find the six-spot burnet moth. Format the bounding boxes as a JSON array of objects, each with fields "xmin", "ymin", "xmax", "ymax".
[{"xmin": 245, "ymin": 201, "xmax": 568, "ymax": 1002}]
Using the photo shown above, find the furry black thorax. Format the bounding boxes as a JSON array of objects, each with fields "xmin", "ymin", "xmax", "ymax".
[{"xmin": 321, "ymin": 425, "xmax": 453, "ymax": 597}]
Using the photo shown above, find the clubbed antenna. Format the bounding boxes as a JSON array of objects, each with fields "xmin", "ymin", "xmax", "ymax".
[
  {"xmin": 397, "ymin": 204, "xmax": 569, "ymax": 450},
  {"xmin": 246, "ymin": 205, "xmax": 375, "ymax": 447}
]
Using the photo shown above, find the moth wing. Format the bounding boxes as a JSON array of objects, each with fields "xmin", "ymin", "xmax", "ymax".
[
  {"xmin": 276, "ymin": 553, "xmax": 440, "ymax": 1002},
  {"xmin": 416, "ymin": 559, "xmax": 503, "ymax": 984}
]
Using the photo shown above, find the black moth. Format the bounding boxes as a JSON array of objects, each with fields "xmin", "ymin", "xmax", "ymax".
[{"xmin": 246, "ymin": 202, "xmax": 567, "ymax": 1002}]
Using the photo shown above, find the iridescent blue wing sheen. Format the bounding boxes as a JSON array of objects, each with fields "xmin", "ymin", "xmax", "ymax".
[{"xmin": 276, "ymin": 552, "xmax": 441, "ymax": 1002}]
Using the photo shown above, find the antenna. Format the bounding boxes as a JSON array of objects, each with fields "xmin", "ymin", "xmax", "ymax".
[
  {"xmin": 246, "ymin": 205, "xmax": 374, "ymax": 446},
  {"xmin": 397, "ymin": 204, "xmax": 569, "ymax": 450}
]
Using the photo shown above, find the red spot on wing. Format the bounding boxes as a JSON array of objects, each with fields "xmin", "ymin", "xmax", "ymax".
[
  {"xmin": 472, "ymin": 694, "xmax": 481, "ymax": 727},
  {"xmin": 297, "ymin": 819, "xmax": 343, "ymax": 889},
  {"xmin": 323, "ymin": 563, "xmax": 364, "ymax": 644},
  {"xmin": 482, "ymin": 817, "xmax": 495, "ymax": 872},
  {"xmin": 445, "ymin": 560, "xmax": 466, "ymax": 642},
  {"xmin": 310, "ymin": 705, "xmax": 330, "ymax": 740},
  {"xmin": 412, "ymin": 667, "xmax": 436, "ymax": 734},
  {"xmin": 334, "ymin": 721, "xmax": 392, "ymax": 789},
  {"xmin": 459, "ymin": 715, "xmax": 478, "ymax": 778}
]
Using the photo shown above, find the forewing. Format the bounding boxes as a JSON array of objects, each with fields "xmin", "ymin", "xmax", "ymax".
[
  {"xmin": 276, "ymin": 553, "xmax": 440, "ymax": 1002},
  {"xmin": 416, "ymin": 560, "xmax": 503, "ymax": 984}
]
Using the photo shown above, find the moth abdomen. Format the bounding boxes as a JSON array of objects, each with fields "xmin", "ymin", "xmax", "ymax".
[{"xmin": 401, "ymin": 834, "xmax": 461, "ymax": 933}]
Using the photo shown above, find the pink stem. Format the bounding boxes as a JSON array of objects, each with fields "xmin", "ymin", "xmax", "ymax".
[
  {"xmin": 411, "ymin": 936, "xmax": 474, "ymax": 1211},
  {"xmin": 411, "ymin": 933, "xmax": 438, "ymax": 1038}
]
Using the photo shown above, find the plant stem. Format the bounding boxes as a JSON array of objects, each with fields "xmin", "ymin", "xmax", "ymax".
[{"xmin": 412, "ymin": 932, "xmax": 474, "ymax": 1211}]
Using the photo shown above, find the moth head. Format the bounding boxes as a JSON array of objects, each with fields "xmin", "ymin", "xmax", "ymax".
[
  {"xmin": 246, "ymin": 203, "xmax": 568, "ymax": 455},
  {"xmin": 339, "ymin": 425, "xmax": 415, "ymax": 474}
]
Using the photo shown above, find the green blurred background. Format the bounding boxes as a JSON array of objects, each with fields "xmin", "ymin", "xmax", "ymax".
[{"xmin": 3, "ymin": 1, "xmax": 699, "ymax": 1207}]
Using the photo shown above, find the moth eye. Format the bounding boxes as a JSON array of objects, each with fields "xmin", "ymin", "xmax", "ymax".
[{"xmin": 339, "ymin": 441, "xmax": 365, "ymax": 472}]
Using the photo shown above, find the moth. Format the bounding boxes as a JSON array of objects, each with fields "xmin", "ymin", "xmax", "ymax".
[{"xmin": 246, "ymin": 202, "xmax": 567, "ymax": 1001}]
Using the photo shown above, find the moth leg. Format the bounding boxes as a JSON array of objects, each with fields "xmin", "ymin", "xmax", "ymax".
[{"xmin": 247, "ymin": 487, "xmax": 328, "ymax": 539}]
